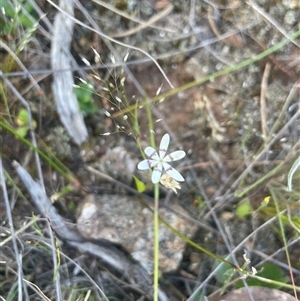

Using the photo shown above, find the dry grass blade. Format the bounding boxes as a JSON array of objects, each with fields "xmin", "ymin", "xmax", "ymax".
[
  {"xmin": 260, "ymin": 62, "xmax": 271, "ymax": 141},
  {"xmin": 247, "ymin": 0, "xmax": 300, "ymax": 48},
  {"xmin": 0, "ymin": 41, "xmax": 41, "ymax": 93},
  {"xmin": 92, "ymin": 0, "xmax": 175, "ymax": 37},
  {"xmin": 0, "ymin": 159, "xmax": 30, "ymax": 301},
  {"xmin": 111, "ymin": 4, "xmax": 174, "ymax": 38}
]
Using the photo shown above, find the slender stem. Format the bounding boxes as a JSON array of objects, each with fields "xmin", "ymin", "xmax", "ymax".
[
  {"xmin": 144, "ymin": 93, "xmax": 159, "ymax": 300},
  {"xmin": 114, "ymin": 27, "xmax": 300, "ymax": 118},
  {"xmin": 145, "ymin": 96, "xmax": 155, "ymax": 148},
  {"xmin": 153, "ymin": 183, "xmax": 160, "ymax": 301},
  {"xmin": 269, "ymin": 185, "xmax": 298, "ymax": 297}
]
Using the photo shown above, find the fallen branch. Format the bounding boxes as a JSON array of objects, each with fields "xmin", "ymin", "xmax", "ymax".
[{"xmin": 51, "ymin": 0, "xmax": 88, "ymax": 145}]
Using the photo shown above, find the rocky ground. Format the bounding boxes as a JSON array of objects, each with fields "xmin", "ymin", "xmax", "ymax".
[{"xmin": 1, "ymin": 0, "xmax": 300, "ymax": 300}]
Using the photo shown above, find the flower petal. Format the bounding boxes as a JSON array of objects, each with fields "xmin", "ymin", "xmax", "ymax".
[
  {"xmin": 162, "ymin": 162, "xmax": 185, "ymax": 182},
  {"xmin": 137, "ymin": 159, "xmax": 157, "ymax": 170},
  {"xmin": 144, "ymin": 147, "xmax": 160, "ymax": 160},
  {"xmin": 152, "ymin": 163, "xmax": 163, "ymax": 183},
  {"xmin": 164, "ymin": 150, "xmax": 186, "ymax": 162},
  {"xmin": 159, "ymin": 133, "xmax": 170, "ymax": 159}
]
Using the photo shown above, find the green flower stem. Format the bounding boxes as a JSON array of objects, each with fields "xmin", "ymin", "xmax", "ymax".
[
  {"xmin": 144, "ymin": 95, "xmax": 159, "ymax": 300},
  {"xmin": 153, "ymin": 183, "xmax": 159, "ymax": 301},
  {"xmin": 249, "ymin": 274, "xmax": 300, "ymax": 292},
  {"xmin": 137, "ymin": 196, "xmax": 241, "ymax": 271},
  {"xmin": 145, "ymin": 97, "xmax": 155, "ymax": 148}
]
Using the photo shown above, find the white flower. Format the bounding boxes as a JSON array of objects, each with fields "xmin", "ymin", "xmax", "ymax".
[{"xmin": 137, "ymin": 133, "xmax": 186, "ymax": 184}]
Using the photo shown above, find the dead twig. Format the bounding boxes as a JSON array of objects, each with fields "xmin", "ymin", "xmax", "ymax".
[{"xmin": 51, "ymin": 0, "xmax": 88, "ymax": 145}]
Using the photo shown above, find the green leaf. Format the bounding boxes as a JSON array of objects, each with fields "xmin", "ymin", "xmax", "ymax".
[
  {"xmin": 1, "ymin": 0, "xmax": 15, "ymax": 18},
  {"xmin": 214, "ymin": 256, "xmax": 235, "ymax": 284},
  {"xmin": 67, "ymin": 201, "xmax": 76, "ymax": 212},
  {"xmin": 17, "ymin": 108, "xmax": 29, "ymax": 124},
  {"xmin": 19, "ymin": 14, "xmax": 35, "ymax": 29},
  {"xmin": 23, "ymin": 1, "xmax": 34, "ymax": 14},
  {"xmin": 236, "ymin": 199, "xmax": 252, "ymax": 217},
  {"xmin": 133, "ymin": 175, "xmax": 146, "ymax": 193},
  {"xmin": 74, "ymin": 82, "xmax": 98, "ymax": 115},
  {"xmin": 0, "ymin": 18, "xmax": 12, "ymax": 35},
  {"xmin": 74, "ymin": 82, "xmax": 94, "ymax": 103},
  {"xmin": 6, "ymin": 281, "xmax": 18, "ymax": 301},
  {"xmin": 79, "ymin": 101, "xmax": 97, "ymax": 115},
  {"xmin": 236, "ymin": 263, "xmax": 288, "ymax": 289},
  {"xmin": 15, "ymin": 125, "xmax": 29, "ymax": 138}
]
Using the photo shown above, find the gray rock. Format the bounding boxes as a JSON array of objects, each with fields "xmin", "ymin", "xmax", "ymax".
[{"xmin": 77, "ymin": 194, "xmax": 197, "ymax": 273}]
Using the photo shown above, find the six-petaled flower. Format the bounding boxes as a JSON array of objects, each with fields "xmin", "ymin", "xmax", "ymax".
[{"xmin": 137, "ymin": 133, "xmax": 186, "ymax": 184}]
